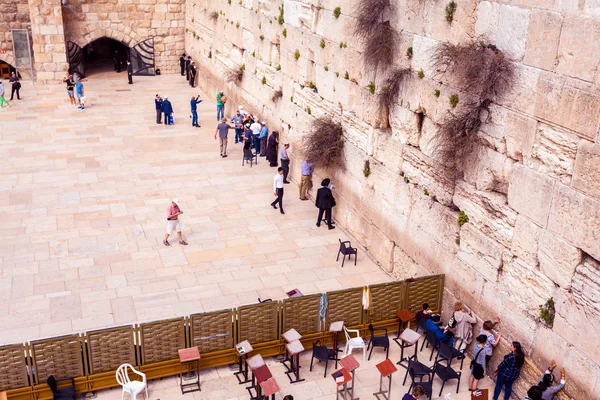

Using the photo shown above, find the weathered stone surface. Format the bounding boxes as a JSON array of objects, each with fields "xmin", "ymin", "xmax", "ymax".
[
  {"xmin": 508, "ymin": 164, "xmax": 555, "ymax": 227},
  {"xmin": 511, "ymin": 215, "xmax": 541, "ymax": 268},
  {"xmin": 505, "ymin": 110, "xmax": 537, "ymax": 162},
  {"xmin": 457, "ymin": 224, "xmax": 504, "ymax": 281},
  {"xmin": 556, "ymin": 16, "xmax": 600, "ymax": 83},
  {"xmin": 527, "ymin": 123, "xmax": 578, "ymax": 185},
  {"xmin": 538, "ymin": 230, "xmax": 582, "ymax": 288},
  {"xmin": 548, "ymin": 184, "xmax": 600, "ymax": 259},
  {"xmin": 571, "ymin": 140, "xmax": 600, "ymax": 201},
  {"xmin": 401, "ymin": 146, "xmax": 455, "ymax": 205},
  {"xmin": 475, "ymin": 2, "xmax": 530, "ymax": 60},
  {"xmin": 571, "ymin": 257, "xmax": 600, "ymax": 322},
  {"xmin": 523, "ymin": 10, "xmax": 562, "ymax": 70}
]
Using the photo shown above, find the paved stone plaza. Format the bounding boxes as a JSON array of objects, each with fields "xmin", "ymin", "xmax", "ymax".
[{"xmin": 0, "ymin": 73, "xmax": 390, "ymax": 345}]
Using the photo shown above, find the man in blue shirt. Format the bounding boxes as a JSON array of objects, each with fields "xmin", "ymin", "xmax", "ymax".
[
  {"xmin": 259, "ymin": 121, "xmax": 268, "ymax": 156},
  {"xmin": 162, "ymin": 95, "xmax": 173, "ymax": 125},
  {"xmin": 75, "ymin": 78, "xmax": 84, "ymax": 110},
  {"xmin": 299, "ymin": 160, "xmax": 312, "ymax": 200},
  {"xmin": 190, "ymin": 95, "xmax": 202, "ymax": 127},
  {"xmin": 155, "ymin": 94, "xmax": 163, "ymax": 124},
  {"xmin": 231, "ymin": 110, "xmax": 244, "ymax": 143}
]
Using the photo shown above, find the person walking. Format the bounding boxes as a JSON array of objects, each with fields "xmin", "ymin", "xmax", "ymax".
[
  {"xmin": 185, "ymin": 56, "xmax": 191, "ymax": 81},
  {"xmin": 537, "ymin": 360, "xmax": 567, "ymax": 400},
  {"xmin": 250, "ymin": 117, "xmax": 261, "ymax": 152},
  {"xmin": 493, "ymin": 341, "xmax": 525, "ymax": 400},
  {"xmin": 75, "ymin": 78, "xmax": 85, "ymax": 109},
  {"xmin": 9, "ymin": 72, "xmax": 21, "ymax": 100},
  {"xmin": 266, "ymin": 131, "xmax": 279, "ymax": 167},
  {"xmin": 163, "ymin": 198, "xmax": 188, "ymax": 246},
  {"xmin": 64, "ymin": 73, "xmax": 76, "ymax": 105},
  {"xmin": 259, "ymin": 121, "xmax": 268, "ymax": 156},
  {"xmin": 271, "ymin": 167, "xmax": 285, "ymax": 214},
  {"xmin": 127, "ymin": 60, "xmax": 133, "ymax": 84},
  {"xmin": 299, "ymin": 160, "xmax": 313, "ymax": 200},
  {"xmin": 451, "ymin": 301, "xmax": 477, "ymax": 350},
  {"xmin": 189, "ymin": 62, "xmax": 196, "ymax": 87},
  {"xmin": 190, "ymin": 95, "xmax": 202, "ymax": 127},
  {"xmin": 162, "ymin": 95, "xmax": 173, "ymax": 125},
  {"xmin": 470, "ymin": 334, "xmax": 489, "ymax": 391},
  {"xmin": 315, "ymin": 178, "xmax": 336, "ymax": 229},
  {"xmin": 179, "ymin": 53, "xmax": 186, "ymax": 76},
  {"xmin": 280, "ymin": 143, "xmax": 290, "ymax": 183},
  {"xmin": 215, "ymin": 118, "xmax": 232, "ymax": 157},
  {"xmin": 155, "ymin": 94, "xmax": 163, "ymax": 124},
  {"xmin": 216, "ymin": 90, "xmax": 225, "ymax": 121},
  {"xmin": 231, "ymin": 110, "xmax": 244, "ymax": 143},
  {"xmin": 0, "ymin": 82, "xmax": 10, "ymax": 108}
]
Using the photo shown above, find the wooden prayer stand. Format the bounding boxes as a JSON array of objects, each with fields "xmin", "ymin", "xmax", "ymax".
[
  {"xmin": 339, "ymin": 354, "xmax": 360, "ymax": 400},
  {"xmin": 373, "ymin": 359, "xmax": 397, "ymax": 400},
  {"xmin": 329, "ymin": 320, "xmax": 344, "ymax": 368},
  {"xmin": 251, "ymin": 364, "xmax": 273, "ymax": 400},
  {"xmin": 246, "ymin": 353, "xmax": 265, "ymax": 394},
  {"xmin": 471, "ymin": 388, "xmax": 489, "ymax": 400},
  {"xmin": 284, "ymin": 340, "xmax": 305, "ymax": 384},
  {"xmin": 282, "ymin": 328, "xmax": 302, "ymax": 366},
  {"xmin": 178, "ymin": 347, "xmax": 201, "ymax": 394},
  {"xmin": 234, "ymin": 340, "xmax": 253, "ymax": 384},
  {"xmin": 393, "ymin": 328, "xmax": 421, "ymax": 369},
  {"xmin": 260, "ymin": 377, "xmax": 280, "ymax": 400},
  {"xmin": 395, "ymin": 309, "xmax": 415, "ymax": 338},
  {"xmin": 332, "ymin": 368, "xmax": 352, "ymax": 400}
]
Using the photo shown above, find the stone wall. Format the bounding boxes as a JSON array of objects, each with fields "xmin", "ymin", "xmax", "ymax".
[
  {"xmin": 61, "ymin": 0, "xmax": 186, "ymax": 75},
  {"xmin": 186, "ymin": 0, "xmax": 600, "ymax": 398},
  {"xmin": 0, "ymin": 0, "xmax": 31, "ymax": 79}
]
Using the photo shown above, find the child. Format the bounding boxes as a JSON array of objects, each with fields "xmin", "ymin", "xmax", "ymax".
[
  {"xmin": 470, "ymin": 334, "xmax": 488, "ymax": 391},
  {"xmin": 480, "ymin": 320, "xmax": 501, "ymax": 366}
]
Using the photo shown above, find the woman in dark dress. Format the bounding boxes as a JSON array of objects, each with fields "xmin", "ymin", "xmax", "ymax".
[{"xmin": 266, "ymin": 131, "xmax": 279, "ymax": 167}]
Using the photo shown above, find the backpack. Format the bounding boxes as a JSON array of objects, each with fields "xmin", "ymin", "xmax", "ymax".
[{"xmin": 448, "ymin": 312, "xmax": 457, "ymax": 329}]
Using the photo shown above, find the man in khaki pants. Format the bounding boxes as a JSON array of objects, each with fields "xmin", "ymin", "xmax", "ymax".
[
  {"xmin": 215, "ymin": 118, "xmax": 232, "ymax": 157},
  {"xmin": 299, "ymin": 160, "xmax": 313, "ymax": 200}
]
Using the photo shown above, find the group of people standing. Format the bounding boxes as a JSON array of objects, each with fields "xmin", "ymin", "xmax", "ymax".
[
  {"xmin": 63, "ymin": 72, "xmax": 85, "ymax": 109},
  {"xmin": 179, "ymin": 53, "xmax": 197, "ymax": 87},
  {"xmin": 413, "ymin": 302, "xmax": 567, "ymax": 400}
]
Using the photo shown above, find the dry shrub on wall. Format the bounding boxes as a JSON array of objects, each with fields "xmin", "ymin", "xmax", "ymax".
[
  {"xmin": 379, "ymin": 68, "xmax": 410, "ymax": 114},
  {"xmin": 303, "ymin": 118, "xmax": 345, "ymax": 170},
  {"xmin": 354, "ymin": 0, "xmax": 397, "ymax": 74},
  {"xmin": 223, "ymin": 66, "xmax": 243, "ymax": 84},
  {"xmin": 431, "ymin": 42, "xmax": 515, "ymax": 171},
  {"xmin": 271, "ymin": 89, "xmax": 283, "ymax": 102}
]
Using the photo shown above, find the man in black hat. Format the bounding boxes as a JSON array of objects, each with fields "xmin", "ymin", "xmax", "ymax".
[
  {"xmin": 179, "ymin": 53, "xmax": 186, "ymax": 76},
  {"xmin": 315, "ymin": 178, "xmax": 336, "ymax": 230},
  {"xmin": 185, "ymin": 56, "xmax": 192, "ymax": 81}
]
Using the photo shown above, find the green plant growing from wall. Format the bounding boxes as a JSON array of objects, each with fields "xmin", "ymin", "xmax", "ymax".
[
  {"xmin": 262, "ymin": 76, "xmax": 267, "ymax": 85},
  {"xmin": 424, "ymin": 188, "xmax": 429, "ymax": 196},
  {"xmin": 276, "ymin": 65, "xmax": 281, "ymax": 71},
  {"xmin": 251, "ymin": 51, "xmax": 255, "ymax": 57},
  {"xmin": 418, "ymin": 69, "xmax": 424, "ymax": 79},
  {"xmin": 449, "ymin": 94, "xmax": 459, "ymax": 108},
  {"xmin": 363, "ymin": 160, "xmax": 371, "ymax": 177},
  {"xmin": 406, "ymin": 46, "xmax": 413, "ymax": 59},
  {"xmin": 294, "ymin": 49, "xmax": 301, "ymax": 60},
  {"xmin": 290, "ymin": 96, "xmax": 294, "ymax": 102},
  {"xmin": 335, "ymin": 72, "xmax": 340, "ymax": 77},
  {"xmin": 445, "ymin": 1, "xmax": 457, "ymax": 23},
  {"xmin": 236, "ymin": 22, "xmax": 240, "ymax": 28},
  {"xmin": 259, "ymin": 34, "xmax": 265, "ymax": 41},
  {"xmin": 333, "ymin": 7, "xmax": 342, "ymax": 18},
  {"xmin": 258, "ymin": 22, "xmax": 262, "ymax": 29},
  {"xmin": 282, "ymin": 29, "xmax": 287, "ymax": 38},
  {"xmin": 303, "ymin": 118, "xmax": 345, "ymax": 170},
  {"xmin": 434, "ymin": 89, "xmax": 440, "ymax": 97},
  {"xmin": 324, "ymin": 66, "xmax": 329, "ymax": 71},
  {"xmin": 228, "ymin": 0, "xmax": 231, "ymax": 4},
  {"xmin": 278, "ymin": 5, "xmax": 285, "ymax": 24},
  {"xmin": 457, "ymin": 211, "xmax": 469, "ymax": 226},
  {"xmin": 344, "ymin": 71, "xmax": 349, "ymax": 79},
  {"xmin": 210, "ymin": 11, "xmax": 218, "ymax": 20},
  {"xmin": 320, "ymin": 39, "xmax": 326, "ymax": 49},
  {"xmin": 306, "ymin": 106, "xmax": 312, "ymax": 115},
  {"xmin": 308, "ymin": 81, "xmax": 316, "ymax": 90},
  {"xmin": 271, "ymin": 89, "xmax": 283, "ymax": 102},
  {"xmin": 539, "ymin": 298, "xmax": 555, "ymax": 327},
  {"xmin": 367, "ymin": 82, "xmax": 376, "ymax": 94}
]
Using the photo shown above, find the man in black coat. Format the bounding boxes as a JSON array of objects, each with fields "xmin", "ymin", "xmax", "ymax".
[
  {"xmin": 315, "ymin": 178, "xmax": 336, "ymax": 230},
  {"xmin": 189, "ymin": 62, "xmax": 196, "ymax": 87},
  {"xmin": 185, "ymin": 56, "xmax": 191, "ymax": 81},
  {"xmin": 179, "ymin": 53, "xmax": 186, "ymax": 76},
  {"xmin": 127, "ymin": 60, "xmax": 133, "ymax": 84}
]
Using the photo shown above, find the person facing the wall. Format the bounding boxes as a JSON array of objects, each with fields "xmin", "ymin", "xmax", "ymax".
[
  {"xmin": 185, "ymin": 55, "xmax": 191, "ymax": 80},
  {"xmin": 266, "ymin": 131, "xmax": 279, "ymax": 167},
  {"xmin": 469, "ymin": 334, "xmax": 488, "ymax": 391},
  {"xmin": 259, "ymin": 121, "xmax": 268, "ymax": 156},
  {"xmin": 480, "ymin": 320, "xmax": 502, "ymax": 367},
  {"xmin": 451, "ymin": 301, "xmax": 477, "ymax": 350},
  {"xmin": 189, "ymin": 62, "xmax": 196, "ymax": 87},
  {"xmin": 299, "ymin": 160, "xmax": 313, "ymax": 200},
  {"xmin": 492, "ymin": 341, "xmax": 525, "ymax": 400},
  {"xmin": 179, "ymin": 53, "xmax": 186, "ymax": 76},
  {"xmin": 315, "ymin": 178, "xmax": 336, "ymax": 230},
  {"xmin": 537, "ymin": 360, "xmax": 567, "ymax": 400}
]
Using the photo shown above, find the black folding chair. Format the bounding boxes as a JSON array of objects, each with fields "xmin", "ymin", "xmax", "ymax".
[
  {"xmin": 420, "ymin": 330, "xmax": 439, "ymax": 361},
  {"xmin": 435, "ymin": 342, "xmax": 466, "ymax": 370},
  {"xmin": 46, "ymin": 376, "xmax": 76, "ymax": 400},
  {"xmin": 408, "ymin": 367, "xmax": 433, "ymax": 400},
  {"xmin": 402, "ymin": 359, "xmax": 434, "ymax": 385},
  {"xmin": 337, "ymin": 239, "xmax": 357, "ymax": 267},
  {"xmin": 433, "ymin": 361, "xmax": 462, "ymax": 396},
  {"xmin": 309, "ymin": 340, "xmax": 331, "ymax": 378},
  {"xmin": 366, "ymin": 324, "xmax": 390, "ymax": 360}
]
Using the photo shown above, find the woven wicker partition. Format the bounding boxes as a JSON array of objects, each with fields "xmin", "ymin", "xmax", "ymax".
[
  {"xmin": 0, "ymin": 344, "xmax": 28, "ymax": 391},
  {"xmin": 326, "ymin": 288, "xmax": 363, "ymax": 327},
  {"xmin": 139, "ymin": 318, "xmax": 185, "ymax": 365},
  {"xmin": 30, "ymin": 335, "xmax": 84, "ymax": 384},
  {"xmin": 406, "ymin": 275, "xmax": 445, "ymax": 314},
  {"xmin": 190, "ymin": 310, "xmax": 234, "ymax": 353},
  {"xmin": 86, "ymin": 326, "xmax": 136, "ymax": 374},
  {"xmin": 238, "ymin": 302, "xmax": 279, "ymax": 344},
  {"xmin": 282, "ymin": 294, "xmax": 321, "ymax": 335},
  {"xmin": 368, "ymin": 281, "xmax": 406, "ymax": 322}
]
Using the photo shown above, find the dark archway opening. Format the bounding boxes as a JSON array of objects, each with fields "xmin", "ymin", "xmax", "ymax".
[
  {"xmin": 0, "ymin": 59, "xmax": 18, "ymax": 80},
  {"xmin": 82, "ymin": 37, "xmax": 130, "ymax": 76}
]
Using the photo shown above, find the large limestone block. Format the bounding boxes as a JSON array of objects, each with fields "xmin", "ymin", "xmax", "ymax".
[
  {"xmin": 533, "ymin": 72, "xmax": 600, "ymax": 141},
  {"xmin": 548, "ymin": 183, "xmax": 600, "ymax": 259},
  {"xmin": 457, "ymin": 224, "xmax": 504, "ymax": 281},
  {"xmin": 453, "ymin": 181, "xmax": 516, "ymax": 247},
  {"xmin": 342, "ymin": 110, "xmax": 375, "ymax": 156},
  {"xmin": 241, "ymin": 28, "xmax": 255, "ymax": 53},
  {"xmin": 471, "ymin": 147, "xmax": 514, "ymax": 194},
  {"xmin": 410, "ymin": 35, "xmax": 438, "ymax": 78},
  {"xmin": 523, "ymin": 10, "xmax": 562, "ymax": 71},
  {"xmin": 423, "ymin": 0, "xmax": 477, "ymax": 44},
  {"xmin": 477, "ymin": 104, "xmax": 508, "ymax": 156},
  {"xmin": 441, "ymin": 257, "xmax": 486, "ymax": 309},
  {"xmin": 401, "ymin": 146, "xmax": 455, "ymax": 205},
  {"xmin": 557, "ymin": 16, "xmax": 600, "ymax": 83},
  {"xmin": 571, "ymin": 140, "xmax": 600, "ymax": 201},
  {"xmin": 392, "ymin": 0, "xmax": 425, "ymax": 35},
  {"xmin": 497, "ymin": 63, "xmax": 540, "ymax": 117},
  {"xmin": 527, "ymin": 123, "xmax": 578, "ymax": 185},
  {"xmin": 571, "ymin": 257, "xmax": 600, "ymax": 323},
  {"xmin": 283, "ymin": 0, "xmax": 315, "ymax": 30},
  {"xmin": 538, "ymin": 230, "xmax": 582, "ymax": 288},
  {"xmin": 391, "ymin": 246, "xmax": 428, "ymax": 280},
  {"xmin": 408, "ymin": 192, "xmax": 460, "ymax": 251},
  {"xmin": 505, "ymin": 110, "xmax": 537, "ymax": 162},
  {"xmin": 372, "ymin": 130, "xmax": 404, "ymax": 174},
  {"xmin": 511, "ymin": 215, "xmax": 541, "ymax": 268},
  {"xmin": 474, "ymin": 2, "xmax": 530, "ymax": 60},
  {"xmin": 507, "ymin": 164, "xmax": 555, "ymax": 227}
]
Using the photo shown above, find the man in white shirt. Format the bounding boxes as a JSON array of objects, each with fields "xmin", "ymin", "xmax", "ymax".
[
  {"xmin": 250, "ymin": 117, "xmax": 262, "ymax": 152},
  {"xmin": 270, "ymin": 167, "xmax": 285, "ymax": 214}
]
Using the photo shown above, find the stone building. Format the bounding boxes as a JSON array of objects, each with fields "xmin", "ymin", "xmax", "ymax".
[{"xmin": 2, "ymin": 0, "xmax": 600, "ymax": 398}]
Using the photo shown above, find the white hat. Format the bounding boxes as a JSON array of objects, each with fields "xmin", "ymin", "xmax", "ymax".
[
  {"xmin": 164, "ymin": 95, "xmax": 168, "ymax": 99},
  {"xmin": 253, "ymin": 115, "xmax": 258, "ymax": 119},
  {"xmin": 260, "ymin": 121, "xmax": 266, "ymax": 125},
  {"xmin": 172, "ymin": 198, "xmax": 179, "ymax": 205},
  {"xmin": 239, "ymin": 105, "xmax": 244, "ymax": 109}
]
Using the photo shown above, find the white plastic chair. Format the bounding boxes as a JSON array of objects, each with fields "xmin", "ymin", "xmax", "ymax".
[
  {"xmin": 343, "ymin": 326, "xmax": 366, "ymax": 361},
  {"xmin": 116, "ymin": 363, "xmax": 148, "ymax": 400}
]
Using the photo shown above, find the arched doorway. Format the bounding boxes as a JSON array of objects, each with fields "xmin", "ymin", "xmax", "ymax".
[
  {"xmin": 0, "ymin": 59, "xmax": 17, "ymax": 79},
  {"xmin": 67, "ymin": 37, "xmax": 155, "ymax": 79}
]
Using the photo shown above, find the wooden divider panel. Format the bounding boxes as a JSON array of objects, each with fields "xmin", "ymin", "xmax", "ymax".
[
  {"xmin": 0, "ymin": 344, "xmax": 28, "ymax": 391},
  {"xmin": 326, "ymin": 288, "xmax": 363, "ymax": 327},
  {"xmin": 30, "ymin": 335, "xmax": 84, "ymax": 384},
  {"xmin": 86, "ymin": 326, "xmax": 136, "ymax": 374},
  {"xmin": 139, "ymin": 318, "xmax": 185, "ymax": 365},
  {"xmin": 282, "ymin": 294, "xmax": 321, "ymax": 335},
  {"xmin": 368, "ymin": 281, "xmax": 406, "ymax": 322},
  {"xmin": 406, "ymin": 275, "xmax": 445, "ymax": 314},
  {"xmin": 238, "ymin": 302, "xmax": 279, "ymax": 344},
  {"xmin": 190, "ymin": 309, "xmax": 234, "ymax": 353}
]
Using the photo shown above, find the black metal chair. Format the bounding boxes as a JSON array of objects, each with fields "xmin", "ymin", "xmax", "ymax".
[
  {"xmin": 258, "ymin": 297, "xmax": 272, "ymax": 303},
  {"xmin": 408, "ymin": 367, "xmax": 433, "ymax": 400},
  {"xmin": 402, "ymin": 359, "xmax": 434, "ymax": 385},
  {"xmin": 242, "ymin": 148, "xmax": 258, "ymax": 167},
  {"xmin": 416, "ymin": 316, "xmax": 429, "ymax": 334},
  {"xmin": 420, "ymin": 330, "xmax": 439, "ymax": 361},
  {"xmin": 366, "ymin": 324, "xmax": 390, "ymax": 360},
  {"xmin": 46, "ymin": 376, "xmax": 76, "ymax": 400},
  {"xmin": 435, "ymin": 342, "xmax": 466, "ymax": 370},
  {"xmin": 433, "ymin": 361, "xmax": 462, "ymax": 396},
  {"xmin": 309, "ymin": 340, "xmax": 331, "ymax": 378},
  {"xmin": 336, "ymin": 239, "xmax": 357, "ymax": 267}
]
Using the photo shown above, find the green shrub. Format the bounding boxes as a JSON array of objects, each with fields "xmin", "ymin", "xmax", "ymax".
[
  {"xmin": 434, "ymin": 89, "xmax": 440, "ymax": 97},
  {"xmin": 457, "ymin": 211, "xmax": 469, "ymax": 226},
  {"xmin": 324, "ymin": 66, "xmax": 329, "ymax": 71},
  {"xmin": 282, "ymin": 28, "xmax": 287, "ymax": 38},
  {"xmin": 406, "ymin": 46, "xmax": 413, "ymax": 59},
  {"xmin": 294, "ymin": 49, "xmax": 300, "ymax": 60},
  {"xmin": 367, "ymin": 82, "xmax": 375, "ymax": 94},
  {"xmin": 424, "ymin": 188, "xmax": 429, "ymax": 196},
  {"xmin": 333, "ymin": 7, "xmax": 341, "ymax": 19},
  {"xmin": 335, "ymin": 72, "xmax": 339, "ymax": 77},
  {"xmin": 539, "ymin": 298, "xmax": 555, "ymax": 327},
  {"xmin": 363, "ymin": 160, "xmax": 371, "ymax": 177},
  {"xmin": 320, "ymin": 39, "xmax": 326, "ymax": 49},
  {"xmin": 259, "ymin": 34, "xmax": 264, "ymax": 41},
  {"xmin": 251, "ymin": 51, "xmax": 255, "ymax": 57},
  {"xmin": 306, "ymin": 106, "xmax": 312, "ymax": 115},
  {"xmin": 445, "ymin": 1, "xmax": 457, "ymax": 23},
  {"xmin": 278, "ymin": 5, "xmax": 285, "ymax": 24},
  {"xmin": 344, "ymin": 71, "xmax": 349, "ymax": 79},
  {"xmin": 449, "ymin": 94, "xmax": 459, "ymax": 108},
  {"xmin": 308, "ymin": 81, "xmax": 316, "ymax": 89},
  {"xmin": 276, "ymin": 65, "xmax": 281, "ymax": 71},
  {"xmin": 262, "ymin": 76, "xmax": 267, "ymax": 85},
  {"xmin": 236, "ymin": 22, "xmax": 240, "ymax": 28},
  {"xmin": 418, "ymin": 69, "xmax": 424, "ymax": 79}
]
